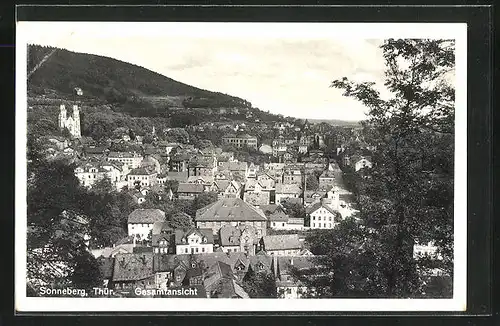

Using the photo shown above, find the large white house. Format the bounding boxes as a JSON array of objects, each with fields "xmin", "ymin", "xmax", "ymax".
[
  {"xmin": 306, "ymin": 201, "xmax": 340, "ymax": 229},
  {"xmin": 127, "ymin": 209, "xmax": 166, "ymax": 240},
  {"xmin": 175, "ymin": 228, "xmax": 214, "ymax": 254}
]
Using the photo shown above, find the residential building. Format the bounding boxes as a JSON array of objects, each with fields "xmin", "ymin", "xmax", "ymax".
[
  {"xmin": 306, "ymin": 201, "xmax": 339, "ymax": 229},
  {"xmin": 127, "ymin": 209, "xmax": 166, "ymax": 240},
  {"xmin": 218, "ymin": 224, "xmax": 258, "ymax": 255},
  {"xmin": 203, "ymin": 261, "xmax": 249, "ymax": 298},
  {"xmin": 283, "ymin": 168, "xmax": 302, "ymax": 185},
  {"xmin": 107, "ymin": 151, "xmax": 143, "ymax": 169},
  {"xmin": 261, "ymin": 205, "xmax": 303, "ymax": 230},
  {"xmin": 318, "ymin": 170, "xmax": 338, "ymax": 191},
  {"xmin": 74, "ymin": 161, "xmax": 108, "ymax": 188},
  {"xmin": 222, "ymin": 134, "xmax": 258, "ymax": 150},
  {"xmin": 127, "ymin": 167, "xmax": 158, "ymax": 189},
  {"xmin": 275, "ymin": 183, "xmax": 302, "ymax": 205},
  {"xmin": 260, "ymin": 234, "xmax": 302, "ymax": 256},
  {"xmin": 111, "ymin": 253, "xmax": 155, "ymax": 291},
  {"xmin": 352, "ymin": 155, "xmax": 373, "ymax": 172},
  {"xmin": 243, "ymin": 179, "xmax": 273, "ymax": 206},
  {"xmin": 177, "ymin": 183, "xmax": 205, "ymax": 200},
  {"xmin": 218, "ymin": 161, "xmax": 248, "ymax": 179},
  {"xmin": 175, "ymin": 228, "xmax": 214, "ymax": 255},
  {"xmin": 195, "ymin": 198, "xmax": 267, "ymax": 237}
]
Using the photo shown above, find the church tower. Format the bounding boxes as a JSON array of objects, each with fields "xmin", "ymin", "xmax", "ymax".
[
  {"xmin": 72, "ymin": 105, "xmax": 81, "ymax": 138},
  {"xmin": 58, "ymin": 104, "xmax": 67, "ymax": 130}
]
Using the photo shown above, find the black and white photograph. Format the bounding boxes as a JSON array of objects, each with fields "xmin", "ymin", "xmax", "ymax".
[{"xmin": 15, "ymin": 21, "xmax": 467, "ymax": 312}]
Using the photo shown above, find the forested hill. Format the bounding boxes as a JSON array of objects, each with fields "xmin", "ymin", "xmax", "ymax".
[{"xmin": 27, "ymin": 44, "xmax": 252, "ymax": 111}]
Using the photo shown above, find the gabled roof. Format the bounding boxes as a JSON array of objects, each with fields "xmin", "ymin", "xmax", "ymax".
[
  {"xmin": 195, "ymin": 198, "xmax": 267, "ymax": 222},
  {"xmin": 128, "ymin": 209, "xmax": 166, "ymax": 224},
  {"xmin": 305, "ymin": 201, "xmax": 338, "ymax": 216},
  {"xmin": 128, "ymin": 167, "xmax": 156, "ymax": 176},
  {"xmin": 275, "ymin": 183, "xmax": 302, "ymax": 194},
  {"xmin": 112, "ymin": 253, "xmax": 154, "ymax": 281},
  {"xmin": 177, "ymin": 183, "xmax": 205, "ymax": 194},
  {"xmin": 267, "ymin": 208, "xmax": 289, "ymax": 222},
  {"xmin": 262, "ymin": 234, "xmax": 301, "ymax": 251},
  {"xmin": 174, "ymin": 228, "xmax": 214, "ymax": 245},
  {"xmin": 152, "ymin": 233, "xmax": 173, "ymax": 246}
]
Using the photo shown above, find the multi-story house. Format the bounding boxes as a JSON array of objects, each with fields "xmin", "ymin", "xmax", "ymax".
[
  {"xmin": 260, "ymin": 234, "xmax": 302, "ymax": 256},
  {"xmin": 275, "ymin": 183, "xmax": 302, "ymax": 204},
  {"xmin": 111, "ymin": 253, "xmax": 155, "ymax": 292},
  {"xmin": 127, "ymin": 208, "xmax": 166, "ymax": 240},
  {"xmin": 195, "ymin": 198, "xmax": 267, "ymax": 237},
  {"xmin": 218, "ymin": 224, "xmax": 258, "ymax": 255},
  {"xmin": 283, "ymin": 168, "xmax": 303, "ymax": 185},
  {"xmin": 175, "ymin": 228, "xmax": 214, "ymax": 255},
  {"xmin": 222, "ymin": 134, "xmax": 258, "ymax": 150},
  {"xmin": 127, "ymin": 167, "xmax": 158, "ymax": 189},
  {"xmin": 74, "ymin": 161, "xmax": 108, "ymax": 188},
  {"xmin": 306, "ymin": 201, "xmax": 339, "ymax": 229},
  {"xmin": 107, "ymin": 151, "xmax": 143, "ymax": 169},
  {"xmin": 243, "ymin": 179, "xmax": 273, "ymax": 206},
  {"xmin": 177, "ymin": 183, "xmax": 205, "ymax": 200}
]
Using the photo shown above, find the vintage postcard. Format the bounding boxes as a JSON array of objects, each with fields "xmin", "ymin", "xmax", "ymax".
[{"xmin": 15, "ymin": 21, "xmax": 467, "ymax": 312}]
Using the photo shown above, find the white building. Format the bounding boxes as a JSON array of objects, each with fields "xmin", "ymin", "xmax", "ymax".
[
  {"xmin": 354, "ymin": 156, "xmax": 373, "ymax": 172},
  {"xmin": 108, "ymin": 151, "xmax": 144, "ymax": 169},
  {"xmin": 306, "ymin": 201, "xmax": 340, "ymax": 229},
  {"xmin": 127, "ymin": 209, "xmax": 166, "ymax": 240},
  {"xmin": 175, "ymin": 228, "xmax": 214, "ymax": 255}
]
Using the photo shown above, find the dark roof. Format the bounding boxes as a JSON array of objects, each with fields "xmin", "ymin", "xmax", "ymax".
[
  {"xmin": 128, "ymin": 167, "xmax": 157, "ymax": 176},
  {"xmin": 128, "ymin": 209, "xmax": 166, "ymax": 224},
  {"xmin": 275, "ymin": 183, "xmax": 302, "ymax": 194},
  {"xmin": 263, "ymin": 234, "xmax": 301, "ymax": 251},
  {"xmin": 267, "ymin": 209, "xmax": 289, "ymax": 222},
  {"xmin": 133, "ymin": 246, "xmax": 154, "ymax": 254},
  {"xmin": 152, "ymin": 233, "xmax": 173, "ymax": 246},
  {"xmin": 112, "ymin": 253, "xmax": 154, "ymax": 281},
  {"xmin": 166, "ymin": 171, "xmax": 189, "ymax": 182},
  {"xmin": 195, "ymin": 198, "xmax": 267, "ymax": 222},
  {"xmin": 174, "ymin": 228, "xmax": 214, "ymax": 245},
  {"xmin": 177, "ymin": 183, "xmax": 205, "ymax": 194},
  {"xmin": 259, "ymin": 204, "xmax": 280, "ymax": 215}
]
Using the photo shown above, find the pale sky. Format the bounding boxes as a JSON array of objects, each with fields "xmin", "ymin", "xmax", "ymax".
[{"xmin": 18, "ymin": 22, "xmax": 463, "ymax": 121}]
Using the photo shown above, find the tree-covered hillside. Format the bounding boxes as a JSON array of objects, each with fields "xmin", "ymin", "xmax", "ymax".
[{"xmin": 27, "ymin": 44, "xmax": 252, "ymax": 111}]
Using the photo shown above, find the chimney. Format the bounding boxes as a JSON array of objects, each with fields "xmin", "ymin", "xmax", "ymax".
[
  {"xmin": 290, "ymin": 257, "xmax": 294, "ymax": 266},
  {"xmin": 133, "ymin": 236, "xmax": 137, "ymax": 247}
]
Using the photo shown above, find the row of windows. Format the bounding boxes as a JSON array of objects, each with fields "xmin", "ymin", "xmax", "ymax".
[
  {"xmin": 129, "ymin": 176, "xmax": 151, "ymax": 180},
  {"xmin": 130, "ymin": 224, "xmax": 152, "ymax": 228},
  {"xmin": 198, "ymin": 221, "xmax": 264, "ymax": 227},
  {"xmin": 272, "ymin": 222, "xmax": 287, "ymax": 227},
  {"xmin": 312, "ymin": 215, "xmax": 333, "ymax": 221},
  {"xmin": 312, "ymin": 223, "xmax": 332, "ymax": 228},
  {"xmin": 178, "ymin": 246, "xmax": 208, "ymax": 254}
]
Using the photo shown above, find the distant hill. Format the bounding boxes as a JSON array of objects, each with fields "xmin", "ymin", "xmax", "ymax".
[
  {"xmin": 27, "ymin": 44, "xmax": 252, "ymax": 113},
  {"xmin": 302, "ymin": 118, "xmax": 362, "ymax": 127}
]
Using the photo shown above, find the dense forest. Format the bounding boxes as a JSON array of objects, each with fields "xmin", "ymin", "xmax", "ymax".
[{"xmin": 27, "ymin": 44, "xmax": 252, "ymax": 112}]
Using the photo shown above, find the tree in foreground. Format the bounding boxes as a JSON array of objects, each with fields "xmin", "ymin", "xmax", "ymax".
[
  {"xmin": 297, "ymin": 39, "xmax": 455, "ymax": 298},
  {"xmin": 241, "ymin": 265, "xmax": 277, "ymax": 298}
]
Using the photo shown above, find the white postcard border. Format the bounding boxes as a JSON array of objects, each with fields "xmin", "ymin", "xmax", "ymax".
[{"xmin": 15, "ymin": 22, "xmax": 467, "ymax": 312}]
